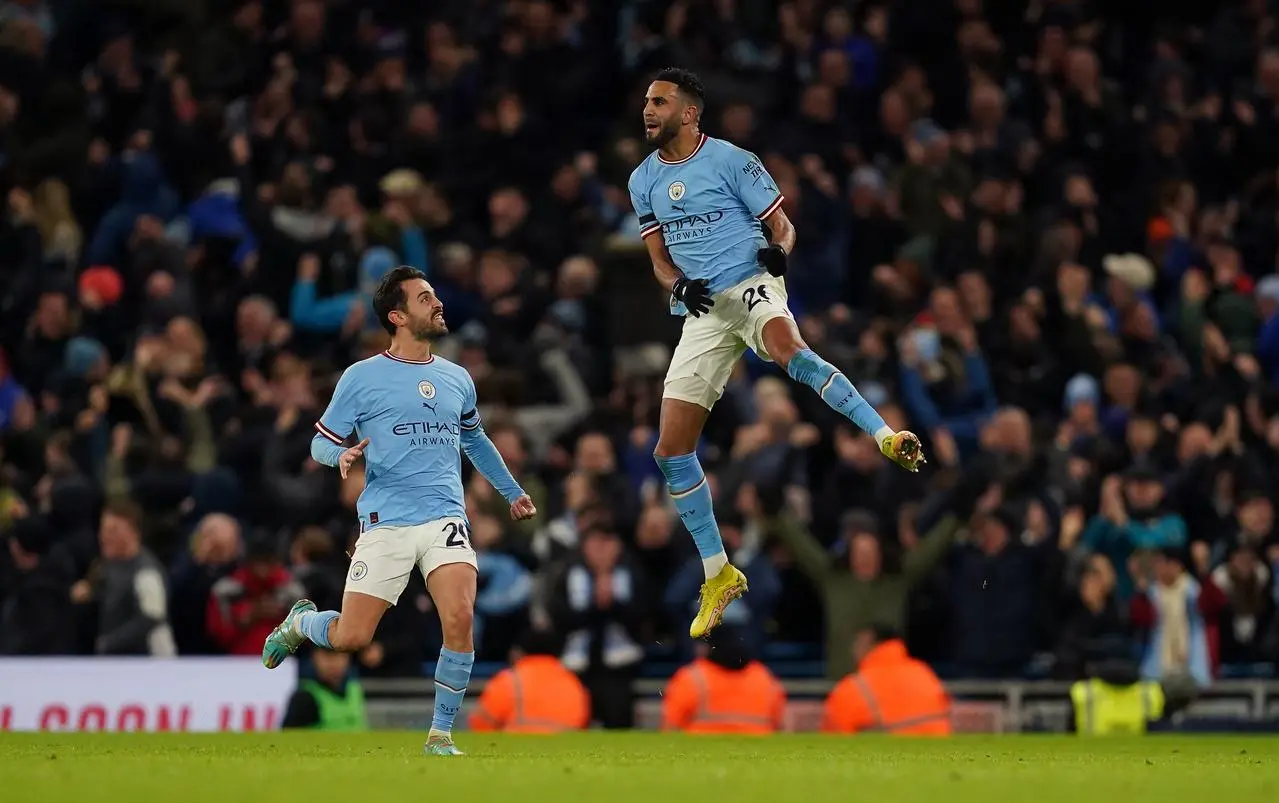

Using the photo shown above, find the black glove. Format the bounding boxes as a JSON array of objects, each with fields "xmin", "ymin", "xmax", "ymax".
[
  {"xmin": 758, "ymin": 244, "xmax": 788, "ymax": 277},
  {"xmin": 672, "ymin": 277, "xmax": 714, "ymax": 317}
]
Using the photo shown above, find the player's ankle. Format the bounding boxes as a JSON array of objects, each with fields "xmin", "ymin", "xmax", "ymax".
[{"xmin": 702, "ymin": 551, "xmax": 728, "ymax": 578}]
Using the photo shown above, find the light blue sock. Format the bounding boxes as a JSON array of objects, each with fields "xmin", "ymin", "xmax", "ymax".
[
  {"xmin": 787, "ymin": 348, "xmax": 889, "ymax": 438},
  {"xmin": 655, "ymin": 452, "xmax": 726, "ymax": 577},
  {"xmin": 431, "ymin": 647, "xmax": 474, "ymax": 734},
  {"xmin": 295, "ymin": 610, "xmax": 338, "ymax": 649}
]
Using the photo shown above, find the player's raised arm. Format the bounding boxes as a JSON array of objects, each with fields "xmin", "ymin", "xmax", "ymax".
[{"xmin": 457, "ymin": 380, "xmax": 536, "ymax": 521}]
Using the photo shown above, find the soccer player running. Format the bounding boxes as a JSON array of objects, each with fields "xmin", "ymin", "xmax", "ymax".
[
  {"xmin": 261, "ymin": 266, "xmax": 537, "ymax": 756},
  {"xmin": 629, "ymin": 68, "xmax": 926, "ymax": 640}
]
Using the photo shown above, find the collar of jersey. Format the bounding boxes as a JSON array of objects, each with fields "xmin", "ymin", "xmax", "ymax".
[
  {"xmin": 381, "ymin": 350, "xmax": 434, "ymax": 365},
  {"xmin": 658, "ymin": 133, "xmax": 708, "ymax": 165}
]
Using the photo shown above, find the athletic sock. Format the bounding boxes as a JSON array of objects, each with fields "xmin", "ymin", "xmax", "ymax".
[
  {"xmin": 294, "ymin": 610, "xmax": 338, "ymax": 649},
  {"xmin": 431, "ymin": 647, "xmax": 475, "ymax": 734},
  {"xmin": 655, "ymin": 452, "xmax": 727, "ymax": 579},
  {"xmin": 787, "ymin": 348, "xmax": 891, "ymax": 441}
]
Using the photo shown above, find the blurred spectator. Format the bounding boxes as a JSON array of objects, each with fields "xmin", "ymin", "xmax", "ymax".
[
  {"xmin": 0, "ymin": 515, "xmax": 74, "ymax": 654},
  {"xmin": 822, "ymin": 624, "xmax": 951, "ymax": 736},
  {"xmin": 472, "ymin": 512, "xmax": 532, "ymax": 661},
  {"xmin": 551, "ymin": 523, "xmax": 645, "ymax": 729},
  {"xmin": 206, "ymin": 533, "xmax": 304, "ymax": 656},
  {"xmin": 1053, "ymin": 554, "xmax": 1129, "ymax": 680},
  {"xmin": 768, "ymin": 475, "xmax": 972, "ymax": 679},
  {"xmin": 1082, "ymin": 466, "xmax": 1188, "ymax": 603},
  {"xmin": 73, "ymin": 500, "xmax": 177, "ymax": 656},
  {"xmin": 469, "ymin": 628, "xmax": 590, "ymax": 734},
  {"xmin": 170, "ymin": 513, "xmax": 243, "ymax": 656},
  {"xmin": 666, "ymin": 507, "xmax": 780, "ymax": 659},
  {"xmin": 282, "ymin": 648, "xmax": 368, "ymax": 731},
  {"xmin": 661, "ymin": 626, "xmax": 786, "ymax": 734},
  {"xmin": 947, "ymin": 491, "xmax": 1052, "ymax": 678},
  {"xmin": 1130, "ymin": 548, "xmax": 1226, "ymax": 687}
]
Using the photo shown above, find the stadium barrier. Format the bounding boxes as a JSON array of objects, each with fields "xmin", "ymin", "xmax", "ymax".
[
  {"xmin": 4, "ymin": 658, "xmax": 1278, "ymax": 733},
  {"xmin": 359, "ymin": 677, "xmax": 1279, "ymax": 733},
  {"xmin": 0, "ymin": 658, "xmax": 295, "ymax": 732}
]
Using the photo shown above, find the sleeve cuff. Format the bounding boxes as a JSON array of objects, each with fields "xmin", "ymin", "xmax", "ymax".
[{"xmin": 757, "ymin": 195, "xmax": 785, "ymax": 221}]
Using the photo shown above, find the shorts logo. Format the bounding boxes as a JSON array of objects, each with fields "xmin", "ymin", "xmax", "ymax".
[
  {"xmin": 418, "ymin": 380, "xmax": 436, "ymax": 400},
  {"xmin": 349, "ymin": 561, "xmax": 368, "ymax": 581},
  {"xmin": 668, "ymin": 181, "xmax": 686, "ymax": 201}
]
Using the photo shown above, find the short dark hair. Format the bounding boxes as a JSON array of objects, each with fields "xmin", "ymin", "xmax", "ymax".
[
  {"xmin": 653, "ymin": 67, "xmax": 706, "ymax": 110},
  {"xmin": 103, "ymin": 499, "xmax": 143, "ymax": 531},
  {"xmin": 372, "ymin": 266, "xmax": 427, "ymax": 335}
]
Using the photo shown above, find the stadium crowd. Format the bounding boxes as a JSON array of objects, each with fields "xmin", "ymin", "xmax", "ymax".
[{"xmin": 2, "ymin": 0, "xmax": 1279, "ymax": 713}]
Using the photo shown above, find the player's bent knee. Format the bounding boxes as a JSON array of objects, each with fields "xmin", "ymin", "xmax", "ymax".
[
  {"xmin": 438, "ymin": 604, "xmax": 474, "ymax": 642},
  {"xmin": 761, "ymin": 317, "xmax": 806, "ymax": 368}
]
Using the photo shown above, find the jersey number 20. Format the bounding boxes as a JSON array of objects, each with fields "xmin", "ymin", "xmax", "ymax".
[
  {"xmin": 444, "ymin": 521, "xmax": 471, "ymax": 548},
  {"xmin": 743, "ymin": 284, "xmax": 771, "ymax": 312}
]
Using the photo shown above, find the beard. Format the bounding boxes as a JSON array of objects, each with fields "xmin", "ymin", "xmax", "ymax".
[
  {"xmin": 646, "ymin": 118, "xmax": 679, "ymax": 148},
  {"xmin": 407, "ymin": 312, "xmax": 448, "ymax": 340}
]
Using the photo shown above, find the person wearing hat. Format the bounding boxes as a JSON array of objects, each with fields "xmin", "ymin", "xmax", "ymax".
[
  {"xmin": 1252, "ymin": 273, "xmax": 1279, "ymax": 383},
  {"xmin": 1099, "ymin": 253, "xmax": 1159, "ymax": 335},
  {"xmin": 1059, "ymin": 373, "xmax": 1102, "ymax": 447},
  {"xmin": 1129, "ymin": 547, "xmax": 1224, "ymax": 687},
  {"xmin": 1081, "ymin": 465, "xmax": 1188, "ymax": 604},
  {"xmin": 0, "ymin": 516, "xmax": 75, "ymax": 654},
  {"xmin": 282, "ymin": 646, "xmax": 369, "ymax": 731}
]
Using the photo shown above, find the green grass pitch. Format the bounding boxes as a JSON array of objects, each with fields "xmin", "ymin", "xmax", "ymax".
[{"xmin": 2, "ymin": 732, "xmax": 1277, "ymax": 803}]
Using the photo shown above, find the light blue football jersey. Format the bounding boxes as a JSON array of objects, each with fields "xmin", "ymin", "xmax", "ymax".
[
  {"xmin": 313, "ymin": 350, "xmax": 481, "ymax": 532},
  {"xmin": 627, "ymin": 134, "xmax": 785, "ymax": 315}
]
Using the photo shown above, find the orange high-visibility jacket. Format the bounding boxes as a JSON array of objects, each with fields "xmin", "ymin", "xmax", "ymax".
[
  {"xmin": 469, "ymin": 656, "xmax": 591, "ymax": 733},
  {"xmin": 662, "ymin": 658, "xmax": 786, "ymax": 734},
  {"xmin": 822, "ymin": 639, "xmax": 952, "ymax": 735}
]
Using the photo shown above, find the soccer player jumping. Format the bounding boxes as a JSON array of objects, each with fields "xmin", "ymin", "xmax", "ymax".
[
  {"xmin": 629, "ymin": 68, "xmax": 926, "ymax": 640},
  {"xmin": 261, "ymin": 266, "xmax": 537, "ymax": 756}
]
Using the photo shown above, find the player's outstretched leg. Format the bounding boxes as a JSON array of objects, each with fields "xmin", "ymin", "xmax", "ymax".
[
  {"xmin": 764, "ymin": 320, "xmax": 893, "ymax": 442},
  {"xmin": 262, "ymin": 600, "xmax": 331, "ymax": 668},
  {"xmin": 654, "ymin": 398, "xmax": 748, "ymax": 640},
  {"xmin": 424, "ymin": 563, "xmax": 477, "ymax": 756}
]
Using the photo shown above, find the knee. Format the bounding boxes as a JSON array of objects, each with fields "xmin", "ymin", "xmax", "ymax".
[
  {"xmin": 762, "ymin": 318, "xmax": 806, "ymax": 369},
  {"xmin": 770, "ymin": 334, "xmax": 806, "ymax": 370},
  {"xmin": 439, "ymin": 603, "xmax": 474, "ymax": 643},
  {"xmin": 654, "ymin": 439, "xmax": 690, "ymax": 460}
]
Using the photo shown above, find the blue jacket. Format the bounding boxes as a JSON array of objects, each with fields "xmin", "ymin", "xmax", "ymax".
[
  {"xmin": 290, "ymin": 246, "xmax": 400, "ymax": 333},
  {"xmin": 899, "ymin": 351, "xmax": 998, "ymax": 453}
]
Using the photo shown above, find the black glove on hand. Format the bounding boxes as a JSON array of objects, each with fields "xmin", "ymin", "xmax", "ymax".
[
  {"xmin": 672, "ymin": 277, "xmax": 714, "ymax": 317},
  {"xmin": 758, "ymin": 244, "xmax": 788, "ymax": 277}
]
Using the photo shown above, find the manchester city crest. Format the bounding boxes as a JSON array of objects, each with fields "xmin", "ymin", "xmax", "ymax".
[
  {"xmin": 418, "ymin": 380, "xmax": 437, "ymax": 399},
  {"xmin": 668, "ymin": 181, "xmax": 686, "ymax": 201}
]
